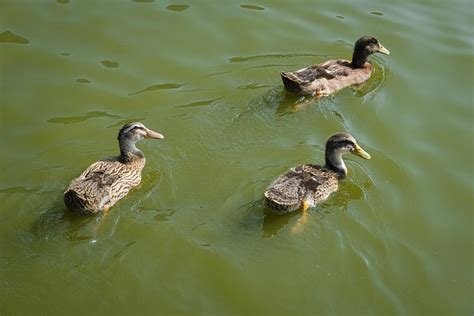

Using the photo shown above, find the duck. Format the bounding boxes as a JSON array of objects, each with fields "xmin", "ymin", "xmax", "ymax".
[
  {"xmin": 281, "ymin": 36, "xmax": 390, "ymax": 96},
  {"xmin": 264, "ymin": 132, "xmax": 371, "ymax": 214},
  {"xmin": 64, "ymin": 122, "xmax": 164, "ymax": 215}
]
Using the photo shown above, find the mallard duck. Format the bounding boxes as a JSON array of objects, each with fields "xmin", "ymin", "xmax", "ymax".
[
  {"xmin": 264, "ymin": 132, "xmax": 371, "ymax": 213},
  {"xmin": 281, "ymin": 36, "xmax": 390, "ymax": 96},
  {"xmin": 64, "ymin": 122, "xmax": 164, "ymax": 215}
]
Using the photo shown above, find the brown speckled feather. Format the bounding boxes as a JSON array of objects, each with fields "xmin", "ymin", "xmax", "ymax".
[
  {"xmin": 64, "ymin": 156, "xmax": 145, "ymax": 214},
  {"xmin": 281, "ymin": 59, "xmax": 372, "ymax": 96},
  {"xmin": 264, "ymin": 164, "xmax": 339, "ymax": 213}
]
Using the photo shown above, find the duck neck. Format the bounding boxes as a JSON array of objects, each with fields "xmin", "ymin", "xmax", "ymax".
[
  {"xmin": 325, "ymin": 149, "xmax": 347, "ymax": 179},
  {"xmin": 119, "ymin": 138, "xmax": 143, "ymax": 163},
  {"xmin": 351, "ymin": 49, "xmax": 369, "ymax": 68}
]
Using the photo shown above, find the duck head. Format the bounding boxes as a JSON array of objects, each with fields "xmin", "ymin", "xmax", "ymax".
[
  {"xmin": 351, "ymin": 36, "xmax": 390, "ymax": 68},
  {"xmin": 324, "ymin": 132, "xmax": 371, "ymax": 178}
]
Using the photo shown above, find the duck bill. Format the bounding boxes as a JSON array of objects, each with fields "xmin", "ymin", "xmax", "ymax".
[
  {"xmin": 145, "ymin": 129, "xmax": 164, "ymax": 139},
  {"xmin": 377, "ymin": 44, "xmax": 390, "ymax": 55},
  {"xmin": 353, "ymin": 144, "xmax": 371, "ymax": 160}
]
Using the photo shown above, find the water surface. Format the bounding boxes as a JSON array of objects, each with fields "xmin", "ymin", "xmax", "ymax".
[{"xmin": 1, "ymin": 1, "xmax": 473, "ymax": 315}]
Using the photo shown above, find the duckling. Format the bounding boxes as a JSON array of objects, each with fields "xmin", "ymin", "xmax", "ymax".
[
  {"xmin": 281, "ymin": 36, "xmax": 390, "ymax": 96},
  {"xmin": 264, "ymin": 133, "xmax": 371, "ymax": 213},
  {"xmin": 64, "ymin": 122, "xmax": 164, "ymax": 215}
]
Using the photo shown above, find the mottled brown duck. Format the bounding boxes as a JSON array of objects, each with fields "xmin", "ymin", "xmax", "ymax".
[
  {"xmin": 281, "ymin": 36, "xmax": 390, "ymax": 96},
  {"xmin": 64, "ymin": 122, "xmax": 164, "ymax": 215},
  {"xmin": 264, "ymin": 133, "xmax": 371, "ymax": 214}
]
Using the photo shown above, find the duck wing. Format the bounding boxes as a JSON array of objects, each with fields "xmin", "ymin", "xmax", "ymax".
[
  {"xmin": 281, "ymin": 65, "xmax": 335, "ymax": 94},
  {"xmin": 293, "ymin": 65, "xmax": 336, "ymax": 82},
  {"xmin": 298, "ymin": 164, "xmax": 339, "ymax": 203},
  {"xmin": 264, "ymin": 164, "xmax": 338, "ymax": 212},
  {"xmin": 65, "ymin": 158, "xmax": 139, "ymax": 212}
]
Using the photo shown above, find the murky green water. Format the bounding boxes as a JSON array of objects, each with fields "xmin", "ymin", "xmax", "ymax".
[{"xmin": 1, "ymin": 1, "xmax": 473, "ymax": 315}]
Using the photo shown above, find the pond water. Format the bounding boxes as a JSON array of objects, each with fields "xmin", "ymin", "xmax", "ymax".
[{"xmin": 1, "ymin": 0, "xmax": 472, "ymax": 315}]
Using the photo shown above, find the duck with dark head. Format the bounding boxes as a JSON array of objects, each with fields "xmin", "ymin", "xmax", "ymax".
[
  {"xmin": 281, "ymin": 36, "xmax": 390, "ymax": 96},
  {"xmin": 64, "ymin": 122, "xmax": 164, "ymax": 215}
]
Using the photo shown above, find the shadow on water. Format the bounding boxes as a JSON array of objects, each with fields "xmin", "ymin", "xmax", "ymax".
[
  {"xmin": 30, "ymin": 204, "xmax": 116, "ymax": 244},
  {"xmin": 261, "ymin": 208, "xmax": 299, "ymax": 238}
]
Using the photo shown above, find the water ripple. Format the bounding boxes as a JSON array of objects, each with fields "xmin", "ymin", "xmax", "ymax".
[
  {"xmin": 228, "ymin": 52, "xmax": 326, "ymax": 63},
  {"xmin": 47, "ymin": 111, "xmax": 123, "ymax": 124},
  {"xmin": 100, "ymin": 60, "xmax": 119, "ymax": 68},
  {"xmin": 240, "ymin": 4, "xmax": 265, "ymax": 11},
  {"xmin": 0, "ymin": 31, "xmax": 29, "ymax": 44},
  {"xmin": 174, "ymin": 97, "xmax": 223, "ymax": 108},
  {"xmin": 166, "ymin": 4, "xmax": 190, "ymax": 12},
  {"xmin": 128, "ymin": 83, "xmax": 185, "ymax": 96}
]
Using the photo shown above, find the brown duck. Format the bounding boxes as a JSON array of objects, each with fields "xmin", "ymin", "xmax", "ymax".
[
  {"xmin": 281, "ymin": 36, "xmax": 390, "ymax": 96},
  {"xmin": 64, "ymin": 122, "xmax": 164, "ymax": 215},
  {"xmin": 264, "ymin": 133, "xmax": 371, "ymax": 214}
]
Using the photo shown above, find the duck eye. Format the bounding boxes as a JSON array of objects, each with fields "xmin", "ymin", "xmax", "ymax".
[{"xmin": 346, "ymin": 142, "xmax": 355, "ymax": 150}]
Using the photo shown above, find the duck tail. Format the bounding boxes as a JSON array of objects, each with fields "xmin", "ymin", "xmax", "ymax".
[
  {"xmin": 281, "ymin": 72, "xmax": 301, "ymax": 94},
  {"xmin": 64, "ymin": 190, "xmax": 91, "ymax": 215}
]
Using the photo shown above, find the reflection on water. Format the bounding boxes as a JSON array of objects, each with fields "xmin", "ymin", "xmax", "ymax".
[
  {"xmin": 261, "ymin": 208, "xmax": 295, "ymax": 237},
  {"xmin": 31, "ymin": 205, "xmax": 93, "ymax": 241},
  {"xmin": 0, "ymin": 30, "xmax": 29, "ymax": 44},
  {"xmin": 31, "ymin": 204, "xmax": 123, "ymax": 245}
]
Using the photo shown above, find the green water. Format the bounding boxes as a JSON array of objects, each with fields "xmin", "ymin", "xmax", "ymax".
[{"xmin": 1, "ymin": 0, "xmax": 473, "ymax": 315}]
